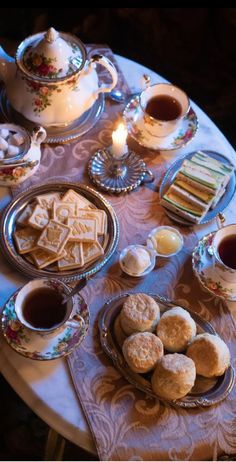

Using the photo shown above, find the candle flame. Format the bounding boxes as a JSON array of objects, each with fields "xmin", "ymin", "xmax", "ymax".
[
  {"xmin": 111, "ymin": 122, "xmax": 128, "ymax": 158},
  {"xmin": 115, "ymin": 123, "xmax": 127, "ymax": 137}
]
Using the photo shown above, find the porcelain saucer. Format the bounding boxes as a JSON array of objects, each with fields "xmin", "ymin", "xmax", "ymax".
[
  {"xmin": 1, "ymin": 290, "xmax": 90, "ymax": 360},
  {"xmin": 123, "ymin": 96, "xmax": 198, "ymax": 151},
  {"xmin": 192, "ymin": 233, "xmax": 236, "ymax": 301}
]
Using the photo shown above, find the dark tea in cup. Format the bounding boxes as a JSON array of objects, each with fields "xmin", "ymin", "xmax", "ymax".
[
  {"xmin": 218, "ymin": 235, "xmax": 236, "ymax": 270},
  {"xmin": 212, "ymin": 224, "xmax": 236, "ymax": 283},
  {"xmin": 22, "ymin": 287, "xmax": 66, "ymax": 329},
  {"xmin": 14, "ymin": 278, "xmax": 74, "ymax": 333},
  {"xmin": 145, "ymin": 95, "xmax": 182, "ymax": 121},
  {"xmin": 137, "ymin": 83, "xmax": 190, "ymax": 137}
]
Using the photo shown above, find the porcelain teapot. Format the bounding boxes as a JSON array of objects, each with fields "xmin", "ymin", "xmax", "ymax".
[{"xmin": 0, "ymin": 27, "xmax": 118, "ymax": 127}]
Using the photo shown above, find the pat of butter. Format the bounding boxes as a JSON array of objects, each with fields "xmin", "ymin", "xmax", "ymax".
[{"xmin": 122, "ymin": 247, "xmax": 151, "ymax": 274}]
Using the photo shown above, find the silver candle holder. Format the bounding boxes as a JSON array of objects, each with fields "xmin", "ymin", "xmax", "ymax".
[{"xmin": 88, "ymin": 147, "xmax": 154, "ymax": 193}]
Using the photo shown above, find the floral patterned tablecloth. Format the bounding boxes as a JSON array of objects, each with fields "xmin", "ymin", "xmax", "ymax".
[{"xmin": 12, "ymin": 46, "xmax": 236, "ymax": 461}]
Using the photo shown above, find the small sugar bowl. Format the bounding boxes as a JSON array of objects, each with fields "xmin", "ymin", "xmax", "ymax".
[{"xmin": 0, "ymin": 123, "xmax": 46, "ymax": 187}]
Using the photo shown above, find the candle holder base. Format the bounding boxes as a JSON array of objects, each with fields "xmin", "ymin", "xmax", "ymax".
[{"xmin": 88, "ymin": 148, "xmax": 154, "ymax": 193}]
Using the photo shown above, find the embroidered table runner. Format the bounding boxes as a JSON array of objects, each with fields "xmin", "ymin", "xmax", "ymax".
[{"xmin": 10, "ymin": 46, "xmax": 236, "ymax": 460}]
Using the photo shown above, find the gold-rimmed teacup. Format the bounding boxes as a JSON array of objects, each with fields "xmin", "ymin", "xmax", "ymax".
[
  {"xmin": 212, "ymin": 224, "xmax": 236, "ymax": 283},
  {"xmin": 134, "ymin": 83, "xmax": 190, "ymax": 138},
  {"xmin": 14, "ymin": 278, "xmax": 84, "ymax": 336}
]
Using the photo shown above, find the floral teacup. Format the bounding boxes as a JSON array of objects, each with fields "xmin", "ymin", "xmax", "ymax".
[
  {"xmin": 212, "ymin": 224, "xmax": 236, "ymax": 283},
  {"xmin": 15, "ymin": 278, "xmax": 84, "ymax": 335},
  {"xmin": 134, "ymin": 83, "xmax": 190, "ymax": 138}
]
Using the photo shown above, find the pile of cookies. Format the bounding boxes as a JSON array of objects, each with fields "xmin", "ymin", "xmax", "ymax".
[
  {"xmin": 13, "ymin": 188, "xmax": 107, "ymax": 271},
  {"xmin": 114, "ymin": 293, "xmax": 231, "ymax": 401}
]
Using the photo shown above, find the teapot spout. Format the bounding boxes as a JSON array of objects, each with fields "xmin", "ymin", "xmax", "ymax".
[{"xmin": 0, "ymin": 46, "xmax": 15, "ymax": 83}]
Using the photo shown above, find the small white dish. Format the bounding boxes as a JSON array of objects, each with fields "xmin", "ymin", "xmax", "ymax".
[
  {"xmin": 147, "ymin": 225, "xmax": 183, "ymax": 257},
  {"xmin": 119, "ymin": 244, "xmax": 156, "ymax": 277}
]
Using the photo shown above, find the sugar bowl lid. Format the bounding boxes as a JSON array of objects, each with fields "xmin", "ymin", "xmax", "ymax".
[{"xmin": 16, "ymin": 27, "xmax": 87, "ymax": 82}]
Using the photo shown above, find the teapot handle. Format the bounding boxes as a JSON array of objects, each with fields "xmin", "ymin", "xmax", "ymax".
[{"xmin": 89, "ymin": 54, "xmax": 118, "ymax": 98}]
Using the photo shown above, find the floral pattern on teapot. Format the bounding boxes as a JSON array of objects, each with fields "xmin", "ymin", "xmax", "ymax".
[
  {"xmin": 0, "ymin": 28, "xmax": 118, "ymax": 126},
  {"xmin": 24, "ymin": 79, "xmax": 62, "ymax": 113},
  {"xmin": 23, "ymin": 47, "xmax": 61, "ymax": 79}
]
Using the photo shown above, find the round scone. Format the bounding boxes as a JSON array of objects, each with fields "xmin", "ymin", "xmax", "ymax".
[
  {"xmin": 113, "ymin": 314, "xmax": 128, "ymax": 348},
  {"xmin": 156, "ymin": 306, "xmax": 196, "ymax": 352},
  {"xmin": 122, "ymin": 332, "xmax": 163, "ymax": 373},
  {"xmin": 151, "ymin": 353, "xmax": 196, "ymax": 400},
  {"xmin": 186, "ymin": 333, "xmax": 230, "ymax": 378},
  {"xmin": 120, "ymin": 293, "xmax": 160, "ymax": 336}
]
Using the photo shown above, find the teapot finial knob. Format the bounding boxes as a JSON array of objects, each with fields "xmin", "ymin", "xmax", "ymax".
[{"xmin": 45, "ymin": 27, "xmax": 58, "ymax": 44}]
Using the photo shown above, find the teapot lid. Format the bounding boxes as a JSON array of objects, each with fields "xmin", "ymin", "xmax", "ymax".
[{"xmin": 16, "ymin": 27, "xmax": 86, "ymax": 82}]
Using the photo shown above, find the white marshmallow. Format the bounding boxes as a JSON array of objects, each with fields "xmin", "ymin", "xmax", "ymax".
[
  {"xmin": 6, "ymin": 145, "xmax": 20, "ymax": 157},
  {"xmin": 0, "ymin": 137, "xmax": 8, "ymax": 151},
  {"xmin": 0, "ymin": 128, "xmax": 9, "ymax": 139},
  {"xmin": 0, "ymin": 150, "xmax": 5, "ymax": 159},
  {"xmin": 8, "ymin": 133, "xmax": 25, "ymax": 146}
]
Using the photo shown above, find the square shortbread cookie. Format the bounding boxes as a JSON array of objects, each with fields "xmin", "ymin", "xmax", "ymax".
[
  {"xmin": 37, "ymin": 219, "xmax": 71, "ymax": 254},
  {"xmin": 82, "ymin": 241, "xmax": 104, "ymax": 264},
  {"xmin": 16, "ymin": 203, "xmax": 35, "ymax": 227},
  {"xmin": 31, "ymin": 248, "xmax": 67, "ymax": 269},
  {"xmin": 62, "ymin": 189, "xmax": 92, "ymax": 209},
  {"xmin": 36, "ymin": 192, "xmax": 60, "ymax": 210},
  {"xmin": 58, "ymin": 241, "xmax": 84, "ymax": 271},
  {"xmin": 14, "ymin": 227, "xmax": 40, "ymax": 254},
  {"xmin": 28, "ymin": 204, "xmax": 50, "ymax": 230},
  {"xmin": 67, "ymin": 217, "xmax": 97, "ymax": 242},
  {"xmin": 53, "ymin": 201, "xmax": 76, "ymax": 224},
  {"xmin": 77, "ymin": 209, "xmax": 107, "ymax": 235}
]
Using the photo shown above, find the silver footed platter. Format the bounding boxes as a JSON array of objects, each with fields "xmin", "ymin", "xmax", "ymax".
[
  {"xmin": 0, "ymin": 87, "xmax": 104, "ymax": 144},
  {"xmin": 99, "ymin": 292, "xmax": 235, "ymax": 408},
  {"xmin": 0, "ymin": 181, "xmax": 119, "ymax": 283}
]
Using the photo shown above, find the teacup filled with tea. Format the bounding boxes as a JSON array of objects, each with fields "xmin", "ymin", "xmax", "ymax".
[
  {"xmin": 14, "ymin": 278, "xmax": 84, "ymax": 334},
  {"xmin": 212, "ymin": 224, "xmax": 236, "ymax": 283},
  {"xmin": 135, "ymin": 83, "xmax": 190, "ymax": 138}
]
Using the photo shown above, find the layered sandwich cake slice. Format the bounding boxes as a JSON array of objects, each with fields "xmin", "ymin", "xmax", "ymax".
[
  {"xmin": 191, "ymin": 151, "xmax": 234, "ymax": 177},
  {"xmin": 180, "ymin": 159, "xmax": 226, "ymax": 192},
  {"xmin": 161, "ymin": 152, "xmax": 234, "ymax": 223},
  {"xmin": 160, "ymin": 185, "xmax": 209, "ymax": 224}
]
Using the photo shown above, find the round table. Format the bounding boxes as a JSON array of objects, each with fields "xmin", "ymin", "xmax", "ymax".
[{"xmin": 0, "ymin": 54, "xmax": 235, "ymax": 456}]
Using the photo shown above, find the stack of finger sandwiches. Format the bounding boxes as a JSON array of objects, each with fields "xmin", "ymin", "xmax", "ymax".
[
  {"xmin": 160, "ymin": 151, "xmax": 234, "ymax": 223},
  {"xmin": 13, "ymin": 188, "xmax": 107, "ymax": 270}
]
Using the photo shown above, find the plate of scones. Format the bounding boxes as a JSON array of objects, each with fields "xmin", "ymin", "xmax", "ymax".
[
  {"xmin": 0, "ymin": 182, "xmax": 119, "ymax": 282},
  {"xmin": 99, "ymin": 292, "xmax": 235, "ymax": 407}
]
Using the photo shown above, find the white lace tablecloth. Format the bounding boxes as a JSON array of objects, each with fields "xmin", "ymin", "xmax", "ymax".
[{"xmin": 0, "ymin": 53, "xmax": 235, "ymax": 458}]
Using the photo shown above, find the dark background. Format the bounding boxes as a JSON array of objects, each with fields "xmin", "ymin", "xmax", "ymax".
[
  {"xmin": 0, "ymin": 7, "xmax": 235, "ymax": 147},
  {"xmin": 0, "ymin": 7, "xmax": 235, "ymax": 461}
]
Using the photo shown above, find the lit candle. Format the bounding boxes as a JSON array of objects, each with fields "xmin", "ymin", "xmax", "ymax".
[{"xmin": 111, "ymin": 123, "xmax": 128, "ymax": 159}]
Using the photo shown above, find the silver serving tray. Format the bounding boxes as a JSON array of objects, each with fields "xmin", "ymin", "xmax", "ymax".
[
  {"xmin": 159, "ymin": 150, "xmax": 236, "ymax": 226},
  {"xmin": 99, "ymin": 292, "xmax": 235, "ymax": 408},
  {"xmin": 0, "ymin": 182, "xmax": 119, "ymax": 282},
  {"xmin": 0, "ymin": 87, "xmax": 104, "ymax": 144}
]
